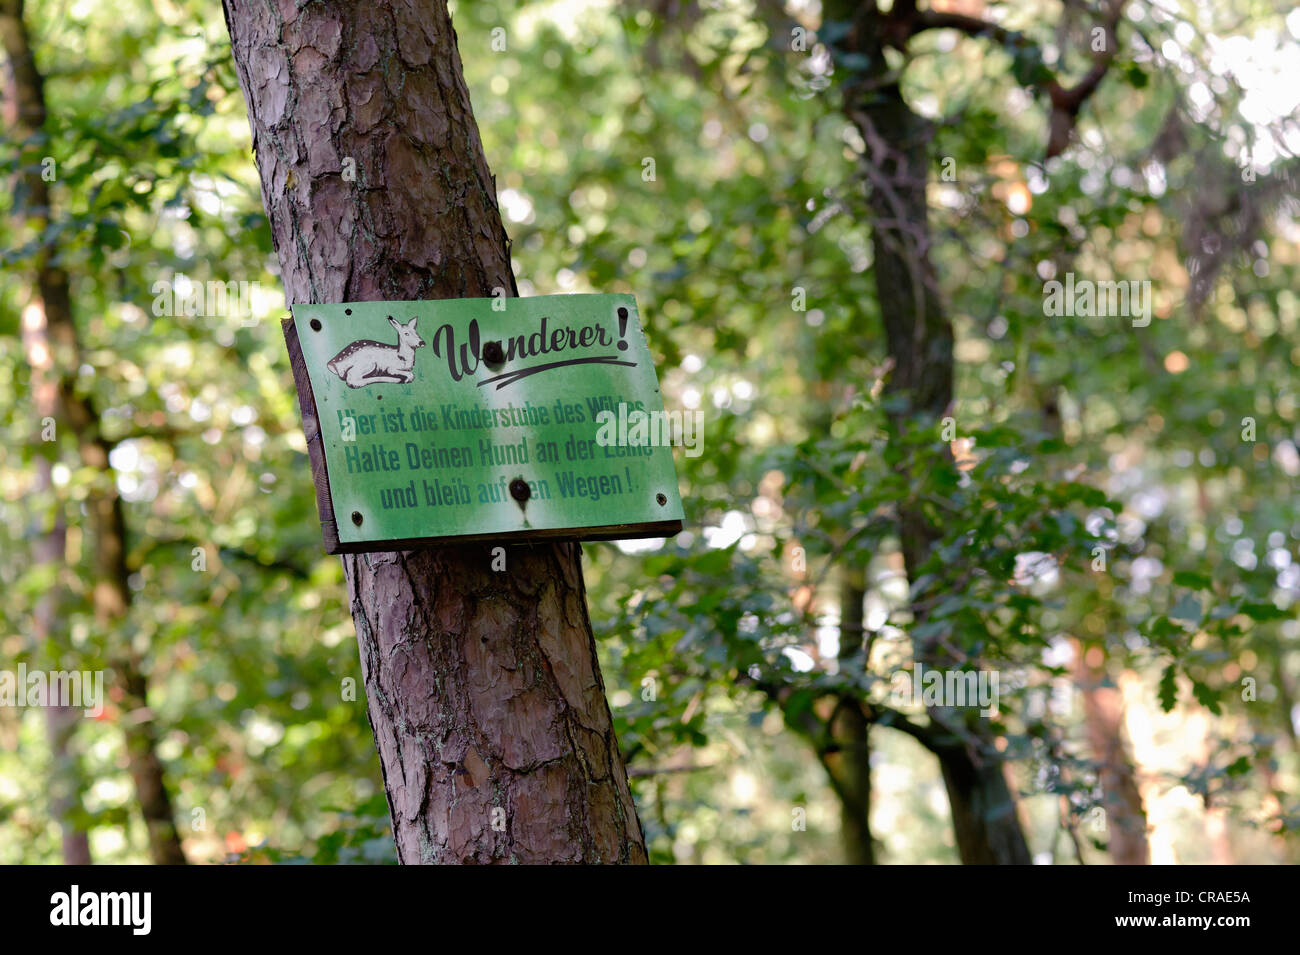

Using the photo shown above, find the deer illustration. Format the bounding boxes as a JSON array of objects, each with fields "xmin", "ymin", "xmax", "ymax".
[{"xmin": 326, "ymin": 316, "xmax": 425, "ymax": 388}]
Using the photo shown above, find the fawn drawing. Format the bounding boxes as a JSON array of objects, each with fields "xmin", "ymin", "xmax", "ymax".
[{"xmin": 326, "ymin": 316, "xmax": 425, "ymax": 388}]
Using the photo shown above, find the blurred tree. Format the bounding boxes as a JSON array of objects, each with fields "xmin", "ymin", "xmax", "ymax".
[
  {"xmin": 1, "ymin": 0, "xmax": 186, "ymax": 865},
  {"xmin": 3, "ymin": 0, "xmax": 89, "ymax": 862},
  {"xmin": 816, "ymin": 0, "xmax": 1131, "ymax": 865}
]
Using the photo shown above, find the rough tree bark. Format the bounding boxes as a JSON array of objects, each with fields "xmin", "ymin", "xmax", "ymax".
[
  {"xmin": 2, "ymin": 0, "xmax": 185, "ymax": 865},
  {"xmin": 222, "ymin": 0, "xmax": 647, "ymax": 863}
]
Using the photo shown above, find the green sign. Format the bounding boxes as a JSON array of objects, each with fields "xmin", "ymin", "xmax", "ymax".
[{"xmin": 286, "ymin": 294, "xmax": 685, "ymax": 553}]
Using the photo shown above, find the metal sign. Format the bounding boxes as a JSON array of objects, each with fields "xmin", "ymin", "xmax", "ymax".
[{"xmin": 285, "ymin": 294, "xmax": 685, "ymax": 553}]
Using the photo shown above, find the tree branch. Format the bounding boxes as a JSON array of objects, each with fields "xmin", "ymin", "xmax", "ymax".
[{"xmin": 907, "ymin": 1, "xmax": 1129, "ymax": 158}]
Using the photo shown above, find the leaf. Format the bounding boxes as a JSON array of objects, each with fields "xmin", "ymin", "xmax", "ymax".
[
  {"xmin": 782, "ymin": 688, "xmax": 818, "ymax": 721},
  {"xmin": 1172, "ymin": 571, "xmax": 1212, "ymax": 589},
  {"xmin": 1224, "ymin": 756, "xmax": 1252, "ymax": 778},
  {"xmin": 1238, "ymin": 601, "xmax": 1288, "ymax": 622},
  {"xmin": 1191, "ymin": 679, "xmax": 1221, "ymax": 715},
  {"xmin": 1158, "ymin": 663, "xmax": 1178, "ymax": 712},
  {"xmin": 1168, "ymin": 593, "xmax": 1203, "ymax": 625},
  {"xmin": 692, "ymin": 546, "xmax": 734, "ymax": 578}
]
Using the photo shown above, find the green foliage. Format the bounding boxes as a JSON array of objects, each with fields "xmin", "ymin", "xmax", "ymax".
[{"xmin": 1, "ymin": 0, "xmax": 1297, "ymax": 864}]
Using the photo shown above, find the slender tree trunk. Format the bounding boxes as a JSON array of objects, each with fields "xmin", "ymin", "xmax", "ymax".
[
  {"xmin": 31, "ymin": 452, "xmax": 93, "ymax": 865},
  {"xmin": 2, "ymin": 0, "xmax": 185, "ymax": 865},
  {"xmin": 18, "ymin": 190, "xmax": 92, "ymax": 864},
  {"xmin": 1118, "ymin": 671, "xmax": 1179, "ymax": 863},
  {"xmin": 222, "ymin": 0, "xmax": 646, "ymax": 863},
  {"xmin": 1071, "ymin": 640, "xmax": 1149, "ymax": 864},
  {"xmin": 828, "ymin": 571, "xmax": 874, "ymax": 864},
  {"xmin": 45, "ymin": 707, "xmax": 92, "ymax": 863},
  {"xmin": 799, "ymin": 355, "xmax": 875, "ymax": 862},
  {"xmin": 826, "ymin": 2, "xmax": 1032, "ymax": 864},
  {"xmin": 1190, "ymin": 710, "xmax": 1236, "ymax": 864},
  {"xmin": 1268, "ymin": 640, "xmax": 1300, "ymax": 752}
]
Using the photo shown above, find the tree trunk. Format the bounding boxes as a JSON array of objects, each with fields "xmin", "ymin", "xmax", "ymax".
[
  {"xmin": 1072, "ymin": 640, "xmax": 1149, "ymax": 864},
  {"xmin": 826, "ymin": 3, "xmax": 1032, "ymax": 864},
  {"xmin": 222, "ymin": 0, "xmax": 647, "ymax": 864},
  {"xmin": 2, "ymin": 0, "xmax": 185, "ymax": 865},
  {"xmin": 18, "ymin": 197, "xmax": 92, "ymax": 865},
  {"xmin": 32, "ymin": 452, "xmax": 93, "ymax": 865},
  {"xmin": 824, "ymin": 571, "xmax": 874, "ymax": 864}
]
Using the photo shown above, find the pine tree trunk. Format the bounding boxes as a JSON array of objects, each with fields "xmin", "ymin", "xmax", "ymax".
[{"xmin": 222, "ymin": 0, "xmax": 647, "ymax": 864}]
